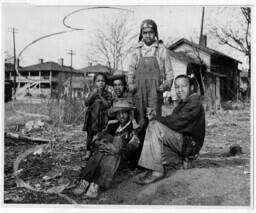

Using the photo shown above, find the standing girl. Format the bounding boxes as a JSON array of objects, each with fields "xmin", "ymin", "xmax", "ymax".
[{"xmin": 82, "ymin": 72, "xmax": 112, "ymax": 158}]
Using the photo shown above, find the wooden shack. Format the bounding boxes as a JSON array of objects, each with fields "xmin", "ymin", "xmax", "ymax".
[{"xmin": 168, "ymin": 38, "xmax": 241, "ymax": 111}]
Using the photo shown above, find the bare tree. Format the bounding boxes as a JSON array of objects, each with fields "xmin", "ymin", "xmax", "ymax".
[
  {"xmin": 87, "ymin": 16, "xmax": 137, "ymax": 73},
  {"xmin": 209, "ymin": 7, "xmax": 251, "ymax": 80}
]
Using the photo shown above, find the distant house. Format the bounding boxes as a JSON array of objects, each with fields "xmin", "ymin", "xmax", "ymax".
[
  {"xmin": 5, "ymin": 62, "xmax": 22, "ymax": 99},
  {"xmin": 168, "ymin": 38, "xmax": 241, "ymax": 110},
  {"xmin": 5, "ymin": 59, "xmax": 83, "ymax": 98},
  {"xmin": 77, "ymin": 64, "xmax": 111, "ymax": 78},
  {"xmin": 63, "ymin": 76, "xmax": 90, "ymax": 98},
  {"xmin": 77, "ymin": 64, "xmax": 112, "ymax": 92}
]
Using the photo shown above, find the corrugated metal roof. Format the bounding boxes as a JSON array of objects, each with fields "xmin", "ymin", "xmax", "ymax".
[
  {"xmin": 169, "ymin": 50, "xmax": 202, "ymax": 65},
  {"xmin": 168, "ymin": 38, "xmax": 241, "ymax": 63}
]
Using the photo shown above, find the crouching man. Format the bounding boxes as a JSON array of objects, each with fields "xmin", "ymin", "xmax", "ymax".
[
  {"xmin": 136, "ymin": 75, "xmax": 205, "ymax": 185},
  {"xmin": 73, "ymin": 98, "xmax": 140, "ymax": 198}
]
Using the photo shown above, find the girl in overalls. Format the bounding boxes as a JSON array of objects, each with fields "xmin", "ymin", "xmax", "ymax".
[
  {"xmin": 128, "ymin": 19, "xmax": 174, "ymax": 142},
  {"xmin": 82, "ymin": 72, "xmax": 112, "ymax": 159}
]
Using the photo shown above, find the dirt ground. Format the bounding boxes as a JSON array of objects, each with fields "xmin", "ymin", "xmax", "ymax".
[{"xmin": 3, "ymin": 101, "xmax": 251, "ymax": 206}]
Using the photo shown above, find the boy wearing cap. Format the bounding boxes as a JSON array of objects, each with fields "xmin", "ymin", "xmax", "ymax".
[
  {"xmin": 128, "ymin": 19, "xmax": 174, "ymax": 142},
  {"xmin": 109, "ymin": 72, "xmax": 141, "ymax": 167},
  {"xmin": 73, "ymin": 98, "xmax": 140, "ymax": 198}
]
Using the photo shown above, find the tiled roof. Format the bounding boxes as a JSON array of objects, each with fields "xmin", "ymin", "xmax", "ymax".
[{"xmin": 20, "ymin": 61, "xmax": 79, "ymax": 73}]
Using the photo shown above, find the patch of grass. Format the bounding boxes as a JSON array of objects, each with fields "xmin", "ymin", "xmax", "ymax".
[{"xmin": 5, "ymin": 98, "xmax": 85, "ymax": 128}]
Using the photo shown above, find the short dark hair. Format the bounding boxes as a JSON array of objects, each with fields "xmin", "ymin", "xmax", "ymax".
[
  {"xmin": 93, "ymin": 72, "xmax": 108, "ymax": 83},
  {"xmin": 175, "ymin": 75, "xmax": 193, "ymax": 86},
  {"xmin": 113, "ymin": 78, "xmax": 128, "ymax": 92}
]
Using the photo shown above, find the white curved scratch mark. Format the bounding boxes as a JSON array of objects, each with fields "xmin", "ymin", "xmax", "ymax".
[
  {"xmin": 63, "ymin": 6, "xmax": 133, "ymax": 30},
  {"xmin": 13, "ymin": 6, "xmax": 133, "ymax": 118}
]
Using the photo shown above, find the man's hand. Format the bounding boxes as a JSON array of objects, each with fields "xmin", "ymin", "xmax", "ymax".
[
  {"xmin": 158, "ymin": 84, "xmax": 164, "ymax": 92},
  {"xmin": 128, "ymin": 84, "xmax": 137, "ymax": 93},
  {"xmin": 147, "ymin": 107, "xmax": 157, "ymax": 121},
  {"xmin": 159, "ymin": 80, "xmax": 173, "ymax": 92},
  {"xmin": 163, "ymin": 80, "xmax": 173, "ymax": 91},
  {"xmin": 91, "ymin": 87, "xmax": 98, "ymax": 96}
]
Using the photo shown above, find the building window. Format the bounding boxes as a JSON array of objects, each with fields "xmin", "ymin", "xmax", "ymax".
[{"xmin": 40, "ymin": 83, "xmax": 50, "ymax": 89}]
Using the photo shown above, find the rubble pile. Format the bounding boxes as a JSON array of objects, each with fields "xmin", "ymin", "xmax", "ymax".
[{"xmin": 4, "ymin": 119, "xmax": 86, "ymax": 204}]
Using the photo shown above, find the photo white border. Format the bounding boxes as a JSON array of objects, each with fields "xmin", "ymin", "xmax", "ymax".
[{"xmin": 1, "ymin": 0, "xmax": 255, "ymax": 212}]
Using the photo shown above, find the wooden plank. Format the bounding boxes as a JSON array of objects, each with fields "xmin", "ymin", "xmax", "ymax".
[
  {"xmin": 215, "ymin": 76, "xmax": 221, "ymax": 110},
  {"xmin": 5, "ymin": 132, "xmax": 50, "ymax": 144}
]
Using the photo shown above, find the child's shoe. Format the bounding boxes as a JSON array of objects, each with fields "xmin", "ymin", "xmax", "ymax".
[
  {"xmin": 73, "ymin": 179, "xmax": 90, "ymax": 195},
  {"xmin": 85, "ymin": 182, "xmax": 99, "ymax": 199}
]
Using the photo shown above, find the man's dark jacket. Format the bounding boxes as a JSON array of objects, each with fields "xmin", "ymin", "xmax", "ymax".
[{"xmin": 156, "ymin": 93, "xmax": 205, "ymax": 155}]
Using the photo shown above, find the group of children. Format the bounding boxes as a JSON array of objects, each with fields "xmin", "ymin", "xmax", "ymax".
[
  {"xmin": 72, "ymin": 18, "xmax": 175, "ymax": 199},
  {"xmin": 75, "ymin": 72, "xmax": 140, "ymax": 198},
  {"xmin": 72, "ymin": 19, "xmax": 205, "ymax": 199}
]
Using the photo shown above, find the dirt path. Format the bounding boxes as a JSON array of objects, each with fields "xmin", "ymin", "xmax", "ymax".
[{"xmin": 4, "ymin": 103, "xmax": 251, "ymax": 205}]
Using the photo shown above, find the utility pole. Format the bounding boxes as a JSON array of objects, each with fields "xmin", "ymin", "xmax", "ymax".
[
  {"xmin": 199, "ymin": 7, "xmax": 205, "ymax": 40},
  {"xmin": 67, "ymin": 49, "xmax": 76, "ymax": 98},
  {"xmin": 9, "ymin": 27, "xmax": 18, "ymax": 94}
]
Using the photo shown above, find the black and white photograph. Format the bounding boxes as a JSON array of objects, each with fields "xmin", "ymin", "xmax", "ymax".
[{"xmin": 2, "ymin": 1, "xmax": 253, "ymax": 208}]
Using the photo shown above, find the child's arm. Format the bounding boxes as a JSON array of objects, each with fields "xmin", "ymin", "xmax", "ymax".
[
  {"xmin": 84, "ymin": 88, "xmax": 98, "ymax": 106},
  {"xmin": 162, "ymin": 48, "xmax": 174, "ymax": 91},
  {"xmin": 127, "ymin": 49, "xmax": 138, "ymax": 93},
  {"xmin": 98, "ymin": 92, "xmax": 112, "ymax": 108}
]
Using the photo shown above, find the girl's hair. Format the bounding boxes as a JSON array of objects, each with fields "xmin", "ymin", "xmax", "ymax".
[
  {"xmin": 175, "ymin": 74, "xmax": 197, "ymax": 92},
  {"xmin": 175, "ymin": 74, "xmax": 193, "ymax": 86},
  {"xmin": 93, "ymin": 72, "xmax": 108, "ymax": 83}
]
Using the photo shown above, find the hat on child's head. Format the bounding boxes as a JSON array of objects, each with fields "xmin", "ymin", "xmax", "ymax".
[
  {"xmin": 109, "ymin": 98, "xmax": 135, "ymax": 116},
  {"xmin": 108, "ymin": 71, "xmax": 127, "ymax": 86},
  {"xmin": 139, "ymin": 19, "xmax": 158, "ymax": 41}
]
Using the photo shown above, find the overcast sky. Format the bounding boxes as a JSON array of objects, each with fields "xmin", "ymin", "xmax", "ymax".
[{"xmin": 3, "ymin": 3, "xmax": 249, "ymax": 70}]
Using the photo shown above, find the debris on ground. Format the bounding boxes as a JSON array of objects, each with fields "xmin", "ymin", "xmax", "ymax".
[
  {"xmin": 22, "ymin": 119, "xmax": 45, "ymax": 134},
  {"xmin": 5, "ymin": 132, "xmax": 50, "ymax": 145},
  {"xmin": 4, "ymin": 102, "xmax": 250, "ymax": 205},
  {"xmin": 229, "ymin": 144, "xmax": 243, "ymax": 156}
]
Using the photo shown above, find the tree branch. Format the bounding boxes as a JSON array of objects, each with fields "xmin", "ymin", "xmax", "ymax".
[{"xmin": 86, "ymin": 16, "xmax": 137, "ymax": 71}]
